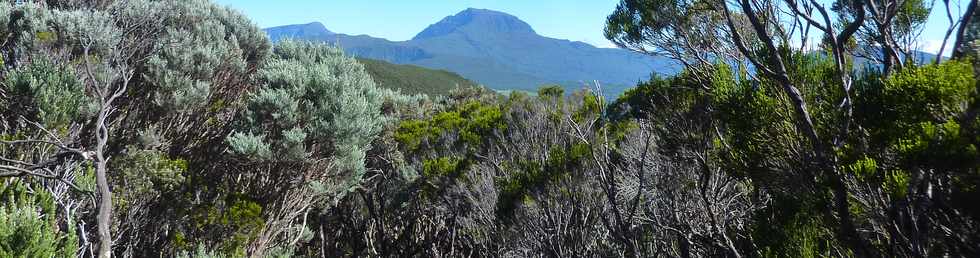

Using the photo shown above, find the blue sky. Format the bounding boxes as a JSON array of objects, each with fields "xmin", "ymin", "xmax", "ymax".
[{"xmin": 214, "ymin": 0, "xmax": 967, "ymax": 54}]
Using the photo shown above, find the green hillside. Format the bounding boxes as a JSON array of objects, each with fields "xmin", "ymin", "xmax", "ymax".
[{"xmin": 357, "ymin": 57, "xmax": 479, "ymax": 96}]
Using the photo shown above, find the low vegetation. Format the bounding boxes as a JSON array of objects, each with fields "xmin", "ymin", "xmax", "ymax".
[{"xmin": 1, "ymin": 0, "xmax": 979, "ymax": 257}]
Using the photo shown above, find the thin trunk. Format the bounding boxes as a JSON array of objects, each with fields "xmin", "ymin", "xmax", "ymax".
[
  {"xmin": 953, "ymin": 0, "xmax": 978, "ymax": 59},
  {"xmin": 96, "ymin": 106, "xmax": 113, "ymax": 258},
  {"xmin": 883, "ymin": 44, "xmax": 896, "ymax": 74},
  {"xmin": 828, "ymin": 165, "xmax": 867, "ymax": 257},
  {"xmin": 935, "ymin": 0, "xmax": 958, "ymax": 64}
]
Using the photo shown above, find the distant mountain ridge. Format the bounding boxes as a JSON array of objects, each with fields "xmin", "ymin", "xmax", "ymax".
[{"xmin": 263, "ymin": 8, "xmax": 677, "ymax": 96}]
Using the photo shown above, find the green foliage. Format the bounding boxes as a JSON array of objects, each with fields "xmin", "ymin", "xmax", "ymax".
[
  {"xmin": 894, "ymin": 121, "xmax": 976, "ymax": 165},
  {"xmin": 789, "ymin": 54, "xmax": 847, "ymax": 138},
  {"xmin": 418, "ymin": 157, "xmax": 471, "ymax": 199},
  {"xmin": 610, "ymin": 74, "xmax": 673, "ymax": 119},
  {"xmin": 90, "ymin": 0, "xmax": 275, "ymax": 164},
  {"xmin": 609, "ymin": 73, "xmax": 711, "ymax": 157},
  {"xmin": 846, "ymin": 156, "xmax": 879, "ymax": 182},
  {"xmin": 572, "ymin": 93, "xmax": 602, "ymax": 122},
  {"xmin": 392, "ymin": 99, "xmax": 507, "ymax": 204},
  {"xmin": 34, "ymin": 31, "xmax": 55, "ymax": 43},
  {"xmin": 495, "ymin": 143, "xmax": 590, "ymax": 221},
  {"xmin": 1, "ymin": 60, "xmax": 92, "ymax": 128},
  {"xmin": 0, "ymin": 1, "xmax": 292, "ymax": 257},
  {"xmin": 393, "ymin": 120, "xmax": 432, "ymax": 151},
  {"xmin": 422, "ymin": 157, "xmax": 465, "ymax": 179},
  {"xmin": 894, "ymin": 0, "xmax": 931, "ymax": 37},
  {"xmin": 850, "ymin": 62, "xmax": 978, "ymax": 201},
  {"xmin": 537, "ymin": 85, "xmax": 564, "ymax": 99},
  {"xmin": 883, "ymin": 169, "xmax": 911, "ymax": 199},
  {"xmin": 0, "ymin": 180, "xmax": 77, "ymax": 258},
  {"xmin": 394, "ymin": 100, "xmax": 506, "ymax": 152},
  {"xmin": 711, "ymin": 64, "xmax": 797, "ymax": 179},
  {"xmin": 0, "ymin": 3, "xmax": 55, "ymax": 62},
  {"xmin": 878, "ymin": 61, "xmax": 973, "ymax": 125},
  {"xmin": 230, "ymin": 40, "xmax": 384, "ymax": 176},
  {"xmin": 142, "ymin": 0, "xmax": 270, "ymax": 113},
  {"xmin": 227, "ymin": 132, "xmax": 274, "ymax": 160},
  {"xmin": 111, "ymin": 148, "xmax": 188, "ymax": 211},
  {"xmin": 855, "ymin": 61, "xmax": 973, "ymax": 140},
  {"xmin": 605, "ymin": 0, "xmax": 724, "ymax": 48},
  {"xmin": 843, "ymin": 156, "xmax": 912, "ymax": 199},
  {"xmin": 51, "ymin": 7, "xmax": 122, "ymax": 56},
  {"xmin": 357, "ymin": 58, "xmax": 479, "ymax": 96},
  {"xmin": 189, "ymin": 195, "xmax": 265, "ymax": 257},
  {"xmin": 754, "ymin": 196, "xmax": 837, "ymax": 258},
  {"xmin": 112, "ymin": 149, "xmax": 187, "ymax": 190},
  {"xmin": 458, "ymin": 102, "xmax": 506, "ymax": 146}
]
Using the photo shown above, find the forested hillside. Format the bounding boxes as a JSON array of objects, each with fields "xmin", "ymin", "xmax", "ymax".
[
  {"xmin": 357, "ymin": 58, "xmax": 478, "ymax": 96},
  {"xmin": 1, "ymin": 0, "xmax": 980, "ymax": 257}
]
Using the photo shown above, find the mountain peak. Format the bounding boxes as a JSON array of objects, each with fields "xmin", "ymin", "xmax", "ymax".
[
  {"xmin": 265, "ymin": 22, "xmax": 334, "ymax": 42},
  {"xmin": 305, "ymin": 21, "xmax": 328, "ymax": 29},
  {"xmin": 413, "ymin": 8, "xmax": 536, "ymax": 40}
]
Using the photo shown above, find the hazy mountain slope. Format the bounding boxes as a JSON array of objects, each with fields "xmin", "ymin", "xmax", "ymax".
[
  {"xmin": 408, "ymin": 54, "xmax": 550, "ymax": 91},
  {"xmin": 263, "ymin": 8, "xmax": 676, "ymax": 96},
  {"xmin": 404, "ymin": 9, "xmax": 676, "ymax": 87},
  {"xmin": 265, "ymin": 22, "xmax": 335, "ymax": 43},
  {"xmin": 339, "ymin": 35, "xmax": 433, "ymax": 63},
  {"xmin": 357, "ymin": 58, "xmax": 479, "ymax": 96},
  {"xmin": 852, "ymin": 48, "xmax": 948, "ymax": 69}
]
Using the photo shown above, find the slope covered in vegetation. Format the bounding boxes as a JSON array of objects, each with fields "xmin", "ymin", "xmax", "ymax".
[{"xmin": 357, "ymin": 58, "xmax": 478, "ymax": 96}]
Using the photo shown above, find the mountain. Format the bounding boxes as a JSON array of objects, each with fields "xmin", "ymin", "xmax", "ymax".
[
  {"xmin": 264, "ymin": 8, "xmax": 677, "ymax": 96},
  {"xmin": 357, "ymin": 58, "xmax": 479, "ymax": 96},
  {"xmin": 265, "ymin": 22, "xmax": 335, "ymax": 43},
  {"xmin": 412, "ymin": 8, "xmax": 537, "ymax": 40},
  {"xmin": 853, "ymin": 48, "xmax": 947, "ymax": 69}
]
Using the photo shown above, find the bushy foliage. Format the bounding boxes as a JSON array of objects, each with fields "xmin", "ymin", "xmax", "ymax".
[
  {"xmin": 110, "ymin": 148, "xmax": 187, "ymax": 208},
  {"xmin": 394, "ymin": 99, "xmax": 505, "ymax": 152},
  {"xmin": 0, "ymin": 180, "xmax": 77, "ymax": 258},
  {"xmin": 495, "ymin": 142, "xmax": 589, "ymax": 221},
  {"xmin": 220, "ymin": 40, "xmax": 385, "ymax": 256},
  {"xmin": 230, "ymin": 40, "xmax": 383, "ymax": 174},
  {"xmin": 1, "ymin": 59, "xmax": 92, "ymax": 129},
  {"xmin": 142, "ymin": 0, "xmax": 269, "ymax": 112}
]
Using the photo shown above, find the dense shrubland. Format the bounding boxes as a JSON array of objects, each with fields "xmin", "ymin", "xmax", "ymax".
[{"xmin": 1, "ymin": 0, "xmax": 979, "ymax": 257}]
